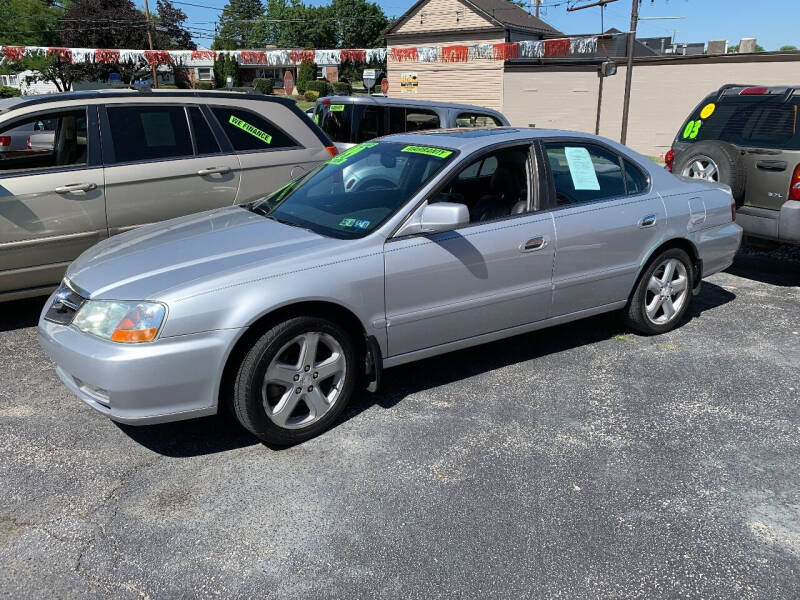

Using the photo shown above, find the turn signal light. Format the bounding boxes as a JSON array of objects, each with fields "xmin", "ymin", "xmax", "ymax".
[
  {"xmin": 789, "ymin": 164, "xmax": 800, "ymax": 201},
  {"xmin": 111, "ymin": 327, "xmax": 159, "ymax": 343}
]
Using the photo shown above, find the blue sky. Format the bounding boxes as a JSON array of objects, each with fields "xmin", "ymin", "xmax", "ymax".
[{"xmin": 142, "ymin": 0, "xmax": 799, "ymax": 50}]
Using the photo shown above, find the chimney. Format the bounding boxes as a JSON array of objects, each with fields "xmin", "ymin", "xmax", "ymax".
[
  {"xmin": 707, "ymin": 40, "xmax": 727, "ymax": 55},
  {"xmin": 739, "ymin": 38, "xmax": 757, "ymax": 53}
]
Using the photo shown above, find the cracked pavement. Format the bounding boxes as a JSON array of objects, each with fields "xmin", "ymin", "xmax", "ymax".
[{"xmin": 1, "ymin": 248, "xmax": 799, "ymax": 599}]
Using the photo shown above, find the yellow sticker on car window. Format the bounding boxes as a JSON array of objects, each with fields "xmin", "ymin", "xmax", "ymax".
[
  {"xmin": 229, "ymin": 115, "xmax": 272, "ymax": 144},
  {"xmin": 401, "ymin": 145, "xmax": 453, "ymax": 159},
  {"xmin": 313, "ymin": 113, "xmax": 319, "ymax": 124},
  {"xmin": 326, "ymin": 142, "xmax": 377, "ymax": 165},
  {"xmin": 700, "ymin": 103, "xmax": 716, "ymax": 119},
  {"xmin": 329, "ymin": 104, "xmax": 345, "ymax": 112}
]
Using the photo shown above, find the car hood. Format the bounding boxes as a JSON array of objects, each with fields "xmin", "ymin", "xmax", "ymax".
[{"xmin": 66, "ymin": 206, "xmax": 344, "ymax": 301}]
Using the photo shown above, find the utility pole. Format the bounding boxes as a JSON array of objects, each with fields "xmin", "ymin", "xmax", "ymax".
[
  {"xmin": 619, "ymin": 0, "xmax": 639, "ymax": 144},
  {"xmin": 534, "ymin": 0, "xmax": 540, "ymax": 18},
  {"xmin": 143, "ymin": 0, "xmax": 159, "ymax": 88}
]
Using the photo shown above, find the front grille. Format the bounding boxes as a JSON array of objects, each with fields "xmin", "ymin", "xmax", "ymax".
[{"xmin": 44, "ymin": 281, "xmax": 86, "ymax": 325}]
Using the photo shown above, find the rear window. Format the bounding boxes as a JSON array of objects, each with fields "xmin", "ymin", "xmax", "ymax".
[
  {"xmin": 455, "ymin": 112, "xmax": 503, "ymax": 127},
  {"xmin": 316, "ymin": 102, "xmax": 353, "ymax": 144},
  {"xmin": 211, "ymin": 106, "xmax": 298, "ymax": 152},
  {"xmin": 679, "ymin": 97, "xmax": 800, "ymax": 150}
]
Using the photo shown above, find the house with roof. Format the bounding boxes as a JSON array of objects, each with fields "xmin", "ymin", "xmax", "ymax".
[{"xmin": 384, "ymin": 0, "xmax": 561, "ymax": 110}]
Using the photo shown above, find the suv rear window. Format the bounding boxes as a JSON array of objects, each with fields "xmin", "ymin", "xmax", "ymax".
[
  {"xmin": 316, "ymin": 102, "xmax": 353, "ymax": 144},
  {"xmin": 680, "ymin": 97, "xmax": 800, "ymax": 150}
]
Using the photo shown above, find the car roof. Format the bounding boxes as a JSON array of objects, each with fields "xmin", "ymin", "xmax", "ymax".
[
  {"xmin": 374, "ymin": 127, "xmax": 605, "ymax": 152},
  {"xmin": 318, "ymin": 95, "xmax": 507, "ymax": 116},
  {"xmin": 0, "ymin": 89, "xmax": 298, "ymax": 115}
]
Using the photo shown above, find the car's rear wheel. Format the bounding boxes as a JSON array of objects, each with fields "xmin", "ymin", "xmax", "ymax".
[
  {"xmin": 231, "ymin": 316, "xmax": 357, "ymax": 445},
  {"xmin": 674, "ymin": 141, "xmax": 746, "ymax": 205},
  {"xmin": 624, "ymin": 248, "xmax": 694, "ymax": 335}
]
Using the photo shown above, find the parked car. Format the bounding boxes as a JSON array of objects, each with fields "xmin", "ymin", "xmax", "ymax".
[
  {"xmin": 0, "ymin": 89, "xmax": 336, "ymax": 301},
  {"xmin": 39, "ymin": 128, "xmax": 741, "ymax": 445},
  {"xmin": 0, "ymin": 117, "xmax": 56, "ymax": 153},
  {"xmin": 668, "ymin": 84, "xmax": 800, "ymax": 245},
  {"xmin": 313, "ymin": 95, "xmax": 509, "ymax": 150}
]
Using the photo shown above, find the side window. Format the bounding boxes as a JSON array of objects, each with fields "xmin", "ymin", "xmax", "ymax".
[
  {"xmin": 455, "ymin": 112, "xmax": 502, "ymax": 128},
  {"xmin": 624, "ymin": 160, "xmax": 648, "ymax": 194},
  {"xmin": 405, "ymin": 109, "xmax": 439, "ymax": 132},
  {"xmin": 188, "ymin": 107, "xmax": 220, "ymax": 155},
  {"xmin": 0, "ymin": 108, "xmax": 87, "ymax": 173},
  {"xmin": 436, "ymin": 146, "xmax": 530, "ymax": 223},
  {"xmin": 388, "ymin": 107, "xmax": 405, "ymax": 134},
  {"xmin": 545, "ymin": 142, "xmax": 626, "ymax": 206},
  {"xmin": 107, "ymin": 105, "xmax": 192, "ymax": 163},
  {"xmin": 210, "ymin": 106, "xmax": 298, "ymax": 152},
  {"xmin": 354, "ymin": 105, "xmax": 384, "ymax": 143}
]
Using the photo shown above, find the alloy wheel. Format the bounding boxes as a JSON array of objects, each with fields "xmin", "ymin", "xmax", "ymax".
[
  {"xmin": 644, "ymin": 258, "xmax": 689, "ymax": 325},
  {"xmin": 261, "ymin": 332, "xmax": 347, "ymax": 429},
  {"xmin": 681, "ymin": 155, "xmax": 719, "ymax": 182}
]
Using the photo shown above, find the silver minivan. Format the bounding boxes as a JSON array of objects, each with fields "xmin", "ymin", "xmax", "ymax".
[
  {"xmin": 313, "ymin": 95, "xmax": 510, "ymax": 150},
  {"xmin": 0, "ymin": 90, "xmax": 335, "ymax": 301}
]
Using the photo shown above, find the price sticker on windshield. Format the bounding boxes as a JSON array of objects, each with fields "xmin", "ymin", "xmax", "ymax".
[
  {"xmin": 329, "ymin": 104, "xmax": 345, "ymax": 112},
  {"xmin": 401, "ymin": 145, "xmax": 453, "ymax": 159}
]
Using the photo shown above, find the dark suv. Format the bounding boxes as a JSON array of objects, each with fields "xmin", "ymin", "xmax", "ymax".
[{"xmin": 667, "ymin": 85, "xmax": 800, "ymax": 245}]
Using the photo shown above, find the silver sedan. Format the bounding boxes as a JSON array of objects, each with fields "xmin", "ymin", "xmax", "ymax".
[{"xmin": 38, "ymin": 128, "xmax": 742, "ymax": 445}]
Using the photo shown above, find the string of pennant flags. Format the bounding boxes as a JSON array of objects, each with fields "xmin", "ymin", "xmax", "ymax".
[{"xmin": 0, "ymin": 35, "xmax": 603, "ymax": 68}]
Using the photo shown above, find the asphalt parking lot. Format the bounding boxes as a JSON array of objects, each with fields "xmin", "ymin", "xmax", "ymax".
[{"xmin": 1, "ymin": 248, "xmax": 798, "ymax": 599}]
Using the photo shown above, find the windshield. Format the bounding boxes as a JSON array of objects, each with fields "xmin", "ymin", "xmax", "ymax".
[{"xmin": 251, "ymin": 141, "xmax": 457, "ymax": 238}]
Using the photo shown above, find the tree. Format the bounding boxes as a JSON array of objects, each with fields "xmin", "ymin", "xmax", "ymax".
[
  {"xmin": 296, "ymin": 59, "xmax": 315, "ymax": 94},
  {"xmin": 779, "ymin": 45, "xmax": 798, "ymax": 51},
  {"xmin": 0, "ymin": 0, "xmax": 63, "ymax": 47},
  {"xmin": 727, "ymin": 43, "xmax": 765, "ymax": 53},
  {"xmin": 1, "ymin": 52, "xmax": 108, "ymax": 92},
  {"xmin": 154, "ymin": 0, "xmax": 196, "ymax": 50},
  {"xmin": 329, "ymin": 0, "xmax": 387, "ymax": 48},
  {"xmin": 213, "ymin": 52, "xmax": 241, "ymax": 87},
  {"xmin": 212, "ymin": 0, "xmax": 263, "ymax": 50},
  {"xmin": 60, "ymin": 0, "xmax": 149, "ymax": 49}
]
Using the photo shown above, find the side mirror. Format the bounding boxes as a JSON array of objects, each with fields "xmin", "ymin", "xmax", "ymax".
[{"xmin": 395, "ymin": 201, "xmax": 470, "ymax": 237}]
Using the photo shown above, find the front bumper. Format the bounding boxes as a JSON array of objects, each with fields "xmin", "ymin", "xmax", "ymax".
[{"xmin": 38, "ymin": 309, "xmax": 242, "ymax": 425}]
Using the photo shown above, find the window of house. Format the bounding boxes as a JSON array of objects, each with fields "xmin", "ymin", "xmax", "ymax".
[
  {"xmin": 210, "ymin": 106, "xmax": 298, "ymax": 152},
  {"xmin": 197, "ymin": 67, "xmax": 212, "ymax": 81},
  {"xmin": 545, "ymin": 142, "xmax": 627, "ymax": 205},
  {"xmin": 106, "ymin": 105, "xmax": 193, "ymax": 163},
  {"xmin": 0, "ymin": 109, "xmax": 87, "ymax": 173}
]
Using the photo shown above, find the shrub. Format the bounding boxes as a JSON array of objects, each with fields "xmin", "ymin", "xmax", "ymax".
[
  {"xmin": 0, "ymin": 85, "xmax": 21, "ymax": 98},
  {"xmin": 194, "ymin": 81, "xmax": 213, "ymax": 90},
  {"xmin": 331, "ymin": 81, "xmax": 352, "ymax": 95},
  {"xmin": 304, "ymin": 80, "xmax": 332, "ymax": 97},
  {"xmin": 296, "ymin": 60, "xmax": 316, "ymax": 94},
  {"xmin": 303, "ymin": 90, "xmax": 320, "ymax": 102},
  {"xmin": 253, "ymin": 78, "xmax": 273, "ymax": 95}
]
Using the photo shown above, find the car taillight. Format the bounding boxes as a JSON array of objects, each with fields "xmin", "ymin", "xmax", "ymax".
[
  {"xmin": 789, "ymin": 164, "xmax": 800, "ymax": 201},
  {"xmin": 740, "ymin": 86, "xmax": 768, "ymax": 95},
  {"xmin": 325, "ymin": 145, "xmax": 338, "ymax": 157},
  {"xmin": 0, "ymin": 136, "xmax": 10, "ymax": 147},
  {"xmin": 664, "ymin": 148, "xmax": 675, "ymax": 172}
]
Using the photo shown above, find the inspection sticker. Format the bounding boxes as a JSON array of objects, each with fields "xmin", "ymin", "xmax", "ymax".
[
  {"xmin": 229, "ymin": 115, "xmax": 272, "ymax": 144},
  {"xmin": 355, "ymin": 219, "xmax": 370, "ymax": 229},
  {"xmin": 401, "ymin": 145, "xmax": 452, "ymax": 159},
  {"xmin": 326, "ymin": 142, "xmax": 378, "ymax": 165},
  {"xmin": 329, "ymin": 104, "xmax": 345, "ymax": 112},
  {"xmin": 339, "ymin": 218, "xmax": 357, "ymax": 227}
]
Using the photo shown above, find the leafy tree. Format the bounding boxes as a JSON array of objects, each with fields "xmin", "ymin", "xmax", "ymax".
[
  {"xmin": 1, "ymin": 52, "xmax": 107, "ymax": 92},
  {"xmin": 779, "ymin": 45, "xmax": 798, "ymax": 51},
  {"xmin": 329, "ymin": 0, "xmax": 388, "ymax": 48},
  {"xmin": 727, "ymin": 43, "xmax": 765, "ymax": 53},
  {"xmin": 296, "ymin": 59, "xmax": 316, "ymax": 94},
  {"xmin": 0, "ymin": 0, "xmax": 63, "ymax": 47},
  {"xmin": 212, "ymin": 0, "xmax": 263, "ymax": 49},
  {"xmin": 213, "ymin": 52, "xmax": 241, "ymax": 87},
  {"xmin": 155, "ymin": 0, "xmax": 196, "ymax": 50},
  {"xmin": 60, "ymin": 0, "xmax": 149, "ymax": 49}
]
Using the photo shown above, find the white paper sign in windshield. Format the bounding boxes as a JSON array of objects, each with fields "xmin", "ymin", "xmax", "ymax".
[{"xmin": 564, "ymin": 146, "xmax": 600, "ymax": 191}]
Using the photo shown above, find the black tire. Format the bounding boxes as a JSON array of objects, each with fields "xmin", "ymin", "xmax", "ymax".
[
  {"xmin": 624, "ymin": 248, "xmax": 694, "ymax": 335},
  {"xmin": 231, "ymin": 316, "xmax": 358, "ymax": 446},
  {"xmin": 673, "ymin": 141, "xmax": 746, "ymax": 205}
]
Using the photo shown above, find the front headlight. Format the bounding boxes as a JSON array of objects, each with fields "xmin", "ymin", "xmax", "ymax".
[{"xmin": 72, "ymin": 300, "xmax": 167, "ymax": 343}]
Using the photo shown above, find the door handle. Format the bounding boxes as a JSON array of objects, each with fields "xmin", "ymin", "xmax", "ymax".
[
  {"xmin": 756, "ymin": 160, "xmax": 787, "ymax": 172},
  {"xmin": 54, "ymin": 182, "xmax": 96, "ymax": 194},
  {"xmin": 520, "ymin": 236, "xmax": 547, "ymax": 252},
  {"xmin": 197, "ymin": 166, "xmax": 231, "ymax": 176},
  {"xmin": 638, "ymin": 214, "xmax": 657, "ymax": 228}
]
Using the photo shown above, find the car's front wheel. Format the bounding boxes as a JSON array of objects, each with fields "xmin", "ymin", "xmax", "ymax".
[
  {"xmin": 231, "ymin": 316, "xmax": 358, "ymax": 445},
  {"xmin": 624, "ymin": 248, "xmax": 694, "ymax": 335}
]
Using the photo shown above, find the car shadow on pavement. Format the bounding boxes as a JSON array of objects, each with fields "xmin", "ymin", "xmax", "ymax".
[
  {"xmin": 725, "ymin": 251, "xmax": 800, "ymax": 287},
  {"xmin": 0, "ymin": 296, "xmax": 47, "ymax": 332}
]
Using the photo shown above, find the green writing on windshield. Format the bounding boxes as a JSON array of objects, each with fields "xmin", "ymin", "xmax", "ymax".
[
  {"xmin": 326, "ymin": 142, "xmax": 378, "ymax": 165},
  {"xmin": 329, "ymin": 104, "xmax": 345, "ymax": 112},
  {"xmin": 401, "ymin": 145, "xmax": 452, "ymax": 159},
  {"xmin": 229, "ymin": 115, "xmax": 272, "ymax": 144}
]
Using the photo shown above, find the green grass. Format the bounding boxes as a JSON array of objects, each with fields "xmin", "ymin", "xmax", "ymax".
[
  {"xmin": 646, "ymin": 155, "xmax": 665, "ymax": 165},
  {"xmin": 296, "ymin": 100, "xmax": 315, "ymax": 111}
]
